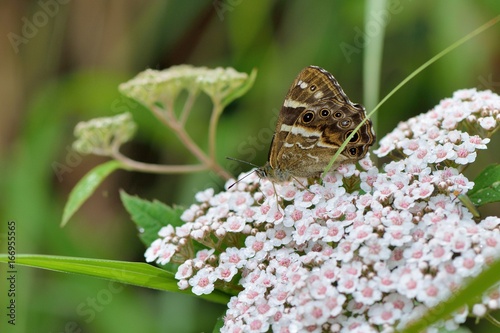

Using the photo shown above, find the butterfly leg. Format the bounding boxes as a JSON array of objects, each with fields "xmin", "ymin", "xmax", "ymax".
[
  {"xmin": 291, "ymin": 176, "xmax": 315, "ymax": 195},
  {"xmin": 271, "ymin": 182, "xmax": 286, "ymax": 213}
]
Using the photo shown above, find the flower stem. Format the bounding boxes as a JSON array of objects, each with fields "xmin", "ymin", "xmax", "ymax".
[
  {"xmin": 179, "ymin": 88, "xmax": 199, "ymax": 126},
  {"xmin": 111, "ymin": 149, "xmax": 207, "ymax": 174},
  {"xmin": 208, "ymin": 100, "xmax": 223, "ymax": 161},
  {"xmin": 151, "ymin": 104, "xmax": 232, "ymax": 180}
]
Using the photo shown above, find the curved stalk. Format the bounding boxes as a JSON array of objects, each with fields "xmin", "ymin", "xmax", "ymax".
[
  {"xmin": 150, "ymin": 104, "xmax": 232, "ymax": 180},
  {"xmin": 111, "ymin": 149, "xmax": 207, "ymax": 174}
]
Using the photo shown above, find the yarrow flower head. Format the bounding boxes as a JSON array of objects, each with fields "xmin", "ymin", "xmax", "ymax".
[
  {"xmin": 119, "ymin": 65, "xmax": 256, "ymax": 110},
  {"xmin": 145, "ymin": 89, "xmax": 500, "ymax": 332},
  {"xmin": 73, "ymin": 112, "xmax": 136, "ymax": 155}
]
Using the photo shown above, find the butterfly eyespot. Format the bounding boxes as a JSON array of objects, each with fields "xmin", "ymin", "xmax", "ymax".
[
  {"xmin": 302, "ymin": 112, "xmax": 314, "ymax": 123},
  {"xmin": 345, "ymin": 131, "xmax": 359, "ymax": 142},
  {"xmin": 321, "ymin": 109, "xmax": 330, "ymax": 117},
  {"xmin": 310, "ymin": 85, "xmax": 317, "ymax": 91},
  {"xmin": 349, "ymin": 147, "xmax": 357, "ymax": 156},
  {"xmin": 334, "ymin": 112, "xmax": 343, "ymax": 118},
  {"xmin": 340, "ymin": 119, "xmax": 351, "ymax": 127}
]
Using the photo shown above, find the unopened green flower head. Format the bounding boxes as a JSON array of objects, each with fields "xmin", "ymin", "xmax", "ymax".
[
  {"xmin": 118, "ymin": 65, "xmax": 252, "ymax": 109},
  {"xmin": 73, "ymin": 112, "xmax": 136, "ymax": 156},
  {"xmin": 195, "ymin": 66, "xmax": 250, "ymax": 105}
]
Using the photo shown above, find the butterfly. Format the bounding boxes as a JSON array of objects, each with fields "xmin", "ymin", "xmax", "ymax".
[{"xmin": 256, "ymin": 65, "xmax": 375, "ymax": 182}]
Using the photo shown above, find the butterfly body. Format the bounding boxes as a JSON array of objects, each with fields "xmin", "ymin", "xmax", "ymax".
[{"xmin": 258, "ymin": 66, "xmax": 375, "ymax": 182}]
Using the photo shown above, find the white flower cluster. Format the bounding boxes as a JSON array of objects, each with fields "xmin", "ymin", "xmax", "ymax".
[
  {"xmin": 376, "ymin": 88, "xmax": 498, "ymax": 164},
  {"xmin": 145, "ymin": 89, "xmax": 500, "ymax": 332}
]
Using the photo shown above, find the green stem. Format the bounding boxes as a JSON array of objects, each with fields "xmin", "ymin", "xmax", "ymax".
[
  {"xmin": 486, "ymin": 313, "xmax": 500, "ymax": 328},
  {"xmin": 111, "ymin": 148, "xmax": 207, "ymax": 174},
  {"xmin": 208, "ymin": 100, "xmax": 223, "ymax": 161},
  {"xmin": 179, "ymin": 88, "xmax": 199, "ymax": 126},
  {"xmin": 151, "ymin": 104, "xmax": 232, "ymax": 180}
]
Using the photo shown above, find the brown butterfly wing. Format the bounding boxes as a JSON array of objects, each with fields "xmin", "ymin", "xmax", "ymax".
[{"xmin": 268, "ymin": 66, "xmax": 375, "ymax": 179}]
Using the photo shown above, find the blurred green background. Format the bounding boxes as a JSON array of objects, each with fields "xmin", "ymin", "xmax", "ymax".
[{"xmin": 0, "ymin": 1, "xmax": 499, "ymax": 332}]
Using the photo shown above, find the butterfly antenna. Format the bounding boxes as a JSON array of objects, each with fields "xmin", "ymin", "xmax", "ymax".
[
  {"xmin": 226, "ymin": 157, "xmax": 261, "ymax": 189},
  {"xmin": 226, "ymin": 156, "xmax": 259, "ymax": 168},
  {"xmin": 227, "ymin": 170, "xmax": 257, "ymax": 189}
]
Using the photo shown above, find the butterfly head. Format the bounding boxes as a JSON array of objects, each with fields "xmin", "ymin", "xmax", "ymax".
[{"xmin": 257, "ymin": 162, "xmax": 295, "ymax": 183}]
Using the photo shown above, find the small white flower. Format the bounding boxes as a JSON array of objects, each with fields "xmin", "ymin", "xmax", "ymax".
[
  {"xmin": 358, "ymin": 237, "xmax": 391, "ymax": 263},
  {"xmin": 292, "ymin": 217, "xmax": 314, "ymax": 245},
  {"xmin": 397, "ymin": 269, "xmax": 423, "ymax": 299},
  {"xmin": 301, "ymin": 300, "xmax": 330, "ymax": 325},
  {"xmin": 175, "ymin": 223, "xmax": 193, "ymax": 237},
  {"xmin": 216, "ymin": 263, "xmax": 238, "ymax": 282},
  {"xmin": 157, "ymin": 224, "xmax": 174, "ymax": 239},
  {"xmin": 454, "ymin": 142, "xmax": 477, "ymax": 164},
  {"xmin": 453, "ymin": 88, "xmax": 477, "ymax": 100},
  {"xmin": 383, "ymin": 226, "xmax": 412, "ymax": 247},
  {"xmin": 447, "ymin": 129, "xmax": 462, "ymax": 143},
  {"xmin": 144, "ymin": 238, "xmax": 162, "ymax": 262},
  {"xmin": 360, "ymin": 168, "xmax": 379, "ymax": 192},
  {"xmin": 189, "ymin": 267, "xmax": 216, "ymax": 295},
  {"xmin": 453, "ymin": 249, "xmax": 484, "ymax": 277},
  {"xmin": 195, "ymin": 188, "xmax": 214, "ymax": 202},
  {"xmin": 228, "ymin": 192, "xmax": 254, "ymax": 211},
  {"xmin": 478, "ymin": 116, "xmax": 496, "ymax": 130},
  {"xmin": 472, "ymin": 303, "xmax": 487, "ymax": 317},
  {"xmin": 278, "ymin": 184, "xmax": 297, "ymax": 201},
  {"xmin": 392, "ymin": 193, "xmax": 415, "ymax": 211},
  {"xmin": 336, "ymin": 163, "xmax": 357, "ymax": 177},
  {"xmin": 416, "ymin": 276, "xmax": 449, "ymax": 307},
  {"xmin": 177, "ymin": 279, "xmax": 189, "ymax": 290},
  {"xmin": 353, "ymin": 277, "xmax": 383, "ymax": 305},
  {"xmin": 373, "ymin": 181, "xmax": 398, "ymax": 201},
  {"xmin": 195, "ymin": 248, "xmax": 215, "ymax": 262},
  {"xmin": 479, "ymin": 216, "xmax": 500, "ymax": 230},
  {"xmin": 157, "ymin": 242, "xmax": 178, "ymax": 265},
  {"xmin": 424, "ymin": 240, "xmax": 453, "ymax": 266},
  {"xmin": 368, "ymin": 302, "xmax": 402, "ymax": 325},
  {"xmin": 283, "ymin": 204, "xmax": 311, "ymax": 227},
  {"xmin": 373, "ymin": 140, "xmax": 395, "ymax": 157},
  {"xmin": 323, "ymin": 220, "xmax": 346, "ymax": 243},
  {"xmin": 175, "ymin": 260, "xmax": 193, "ymax": 279},
  {"xmin": 245, "ymin": 232, "xmax": 273, "ymax": 261},
  {"xmin": 222, "ymin": 215, "xmax": 246, "ymax": 233}
]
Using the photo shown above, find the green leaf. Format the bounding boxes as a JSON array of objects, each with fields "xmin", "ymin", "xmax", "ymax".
[
  {"xmin": 0, "ymin": 254, "xmax": 230, "ymax": 305},
  {"xmin": 468, "ymin": 164, "xmax": 500, "ymax": 206},
  {"xmin": 61, "ymin": 160, "xmax": 123, "ymax": 227},
  {"xmin": 399, "ymin": 257, "xmax": 500, "ymax": 333},
  {"xmin": 221, "ymin": 68, "xmax": 257, "ymax": 108},
  {"xmin": 120, "ymin": 190, "xmax": 185, "ymax": 248}
]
